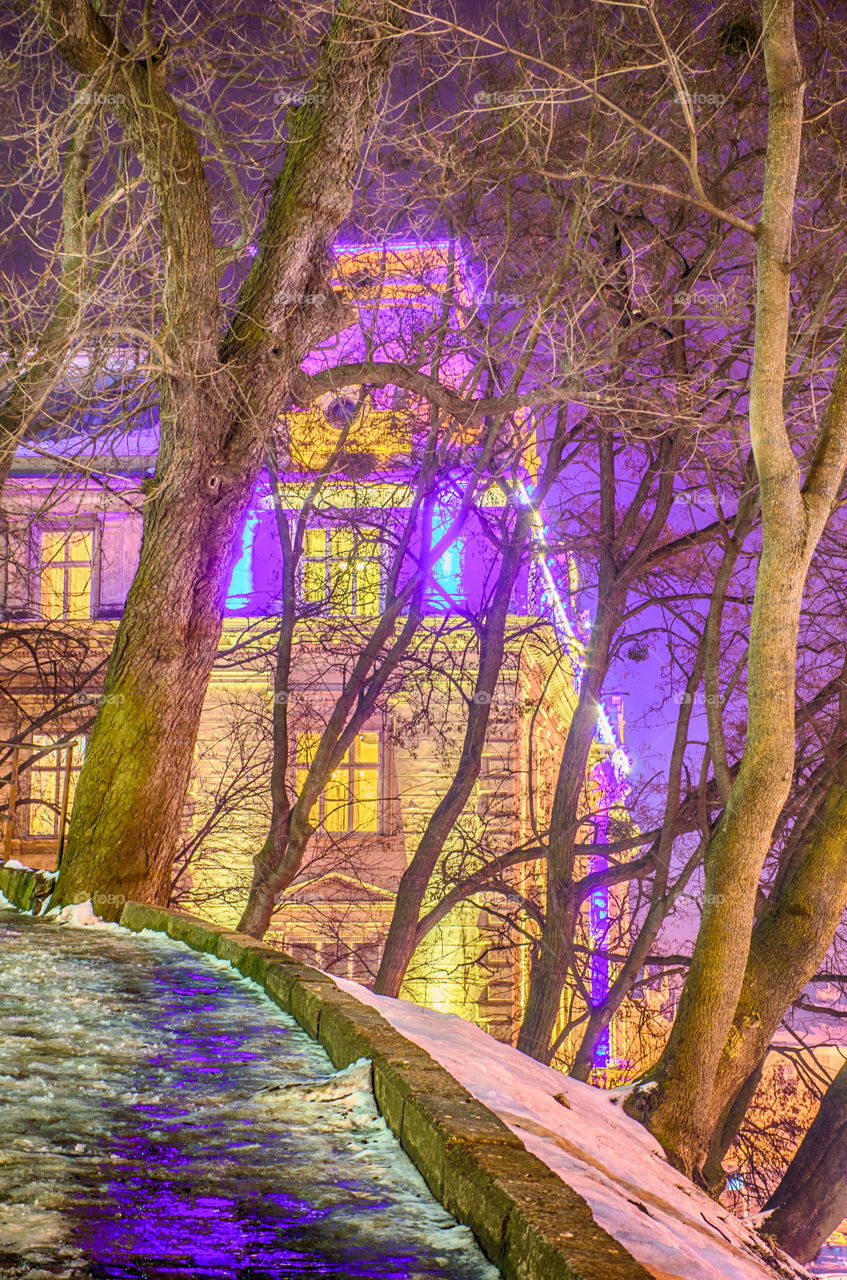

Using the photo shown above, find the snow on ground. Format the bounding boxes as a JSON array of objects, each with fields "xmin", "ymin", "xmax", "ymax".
[
  {"xmin": 0, "ymin": 887, "xmax": 104, "ymax": 926},
  {"xmin": 45, "ymin": 899, "xmax": 103, "ymax": 927},
  {"xmin": 0, "ymin": 883, "xmax": 811, "ymax": 1280},
  {"xmin": 332, "ymin": 975, "xmax": 811, "ymax": 1280},
  {"xmin": 0, "ymin": 908, "xmax": 499, "ymax": 1279}
]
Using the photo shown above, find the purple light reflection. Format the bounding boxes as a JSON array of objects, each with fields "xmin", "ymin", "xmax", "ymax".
[{"xmin": 0, "ymin": 915, "xmax": 495, "ymax": 1280}]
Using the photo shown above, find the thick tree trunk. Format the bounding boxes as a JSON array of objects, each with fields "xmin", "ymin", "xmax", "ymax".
[
  {"xmin": 698, "ymin": 777, "xmax": 847, "ymax": 1179},
  {"xmin": 54, "ymin": 446, "xmax": 259, "ymax": 912},
  {"xmin": 762, "ymin": 1061, "xmax": 847, "ymax": 1263},
  {"xmin": 44, "ymin": 0, "xmax": 402, "ymax": 911},
  {"xmin": 624, "ymin": 0, "xmax": 847, "ymax": 1181}
]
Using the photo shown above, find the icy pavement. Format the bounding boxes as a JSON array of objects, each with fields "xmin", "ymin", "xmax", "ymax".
[{"xmin": 0, "ymin": 909, "xmax": 499, "ymax": 1280}]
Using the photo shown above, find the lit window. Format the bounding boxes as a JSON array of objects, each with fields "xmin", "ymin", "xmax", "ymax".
[
  {"xmin": 41, "ymin": 529, "xmax": 93, "ymax": 620},
  {"xmin": 300, "ymin": 527, "xmax": 380, "ymax": 616},
  {"xmin": 295, "ymin": 730, "xmax": 379, "ymax": 833},
  {"xmin": 26, "ymin": 735, "xmax": 85, "ymax": 838},
  {"xmin": 430, "ymin": 502, "xmax": 462, "ymax": 604},
  {"xmin": 302, "ymin": 530, "xmax": 328, "ymax": 606}
]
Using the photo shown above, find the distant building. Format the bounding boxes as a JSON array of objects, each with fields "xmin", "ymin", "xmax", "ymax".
[{"xmin": 0, "ymin": 243, "xmax": 632, "ymax": 1060}]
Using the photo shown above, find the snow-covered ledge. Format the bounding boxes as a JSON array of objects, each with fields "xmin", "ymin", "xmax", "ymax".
[{"xmin": 0, "ymin": 866, "xmax": 812, "ymax": 1280}]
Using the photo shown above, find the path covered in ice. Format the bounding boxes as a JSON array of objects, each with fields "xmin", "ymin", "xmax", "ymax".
[{"xmin": 0, "ymin": 909, "xmax": 498, "ymax": 1280}]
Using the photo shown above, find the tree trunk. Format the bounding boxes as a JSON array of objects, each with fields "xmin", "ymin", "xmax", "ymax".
[
  {"xmin": 53, "ymin": 447, "xmax": 259, "ymax": 912},
  {"xmin": 372, "ymin": 502, "xmax": 536, "ymax": 997},
  {"xmin": 624, "ymin": 0, "xmax": 847, "ymax": 1181},
  {"xmin": 237, "ymin": 466, "xmax": 297, "ymax": 931},
  {"xmin": 762, "ymin": 1060, "xmax": 847, "ymax": 1263},
  {"xmin": 514, "ymin": 606, "xmax": 616, "ymax": 1061},
  {"xmin": 516, "ymin": 424, "xmax": 624, "ymax": 1062},
  {"xmin": 698, "ymin": 776, "xmax": 847, "ymax": 1178},
  {"xmin": 44, "ymin": 0, "xmax": 403, "ymax": 912}
]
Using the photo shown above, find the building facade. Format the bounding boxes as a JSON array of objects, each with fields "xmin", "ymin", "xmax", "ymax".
[{"xmin": 0, "ymin": 243, "xmax": 632, "ymax": 1060}]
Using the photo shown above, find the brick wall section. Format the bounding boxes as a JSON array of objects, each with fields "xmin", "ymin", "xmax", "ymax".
[{"xmin": 0, "ymin": 866, "xmax": 653, "ymax": 1280}]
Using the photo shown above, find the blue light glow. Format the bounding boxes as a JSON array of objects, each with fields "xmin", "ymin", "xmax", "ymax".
[
  {"xmin": 226, "ymin": 511, "xmax": 258, "ymax": 611},
  {"xmin": 430, "ymin": 501, "xmax": 462, "ymax": 601}
]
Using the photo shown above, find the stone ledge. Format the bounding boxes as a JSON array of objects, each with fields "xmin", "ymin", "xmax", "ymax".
[
  {"xmin": 501, "ymin": 1178, "xmax": 652, "ymax": 1280},
  {"xmin": 401, "ymin": 1091, "xmax": 524, "ymax": 1200},
  {"xmin": 0, "ymin": 863, "xmax": 53, "ymax": 913},
  {"xmin": 94, "ymin": 896, "xmax": 651, "ymax": 1280},
  {"xmin": 442, "ymin": 1142, "xmax": 561, "ymax": 1264}
]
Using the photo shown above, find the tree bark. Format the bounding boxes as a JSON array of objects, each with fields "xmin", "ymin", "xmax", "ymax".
[
  {"xmin": 762, "ymin": 1060, "xmax": 847, "ymax": 1263},
  {"xmin": 624, "ymin": 0, "xmax": 847, "ymax": 1180},
  {"xmin": 516, "ymin": 423, "xmax": 682, "ymax": 1064},
  {"xmin": 43, "ymin": 0, "xmax": 403, "ymax": 913},
  {"xmin": 569, "ymin": 491, "xmax": 758, "ymax": 1081},
  {"xmin": 515, "ymin": 598, "xmax": 618, "ymax": 1061},
  {"xmin": 698, "ymin": 774, "xmax": 847, "ymax": 1184}
]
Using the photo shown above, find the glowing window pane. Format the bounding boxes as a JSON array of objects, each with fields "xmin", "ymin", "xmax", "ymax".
[
  {"xmin": 331, "ymin": 531, "xmax": 354, "ymax": 559},
  {"xmin": 29, "ymin": 741, "xmax": 59, "ymax": 836},
  {"xmin": 302, "ymin": 530, "xmax": 327, "ymax": 603},
  {"xmin": 65, "ymin": 564, "xmax": 91, "ymax": 620},
  {"xmin": 68, "ymin": 531, "xmax": 93, "ymax": 559},
  {"xmin": 40, "ymin": 529, "xmax": 92, "ymax": 620},
  {"xmin": 26, "ymin": 735, "xmax": 85, "ymax": 838},
  {"xmin": 41, "ymin": 567, "xmax": 66, "ymax": 622},
  {"xmin": 354, "ymin": 768, "xmax": 378, "ymax": 831},
  {"xmin": 329, "ymin": 531, "xmax": 354, "ymax": 612},
  {"xmin": 295, "ymin": 731, "xmax": 321, "ymax": 824},
  {"xmin": 295, "ymin": 731, "xmax": 379, "ymax": 834},
  {"xmin": 296, "ymin": 731, "xmax": 319, "ymax": 766},
  {"xmin": 357, "ymin": 558, "xmax": 380, "ymax": 616},
  {"xmin": 324, "ymin": 753, "xmax": 349, "ymax": 832}
]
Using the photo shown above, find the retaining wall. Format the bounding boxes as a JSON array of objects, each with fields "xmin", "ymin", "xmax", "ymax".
[{"xmin": 0, "ymin": 867, "xmax": 653, "ymax": 1280}]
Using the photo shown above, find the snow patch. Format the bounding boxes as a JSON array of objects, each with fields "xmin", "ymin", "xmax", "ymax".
[
  {"xmin": 47, "ymin": 899, "xmax": 103, "ymax": 928},
  {"xmin": 327, "ymin": 975, "xmax": 811, "ymax": 1280}
]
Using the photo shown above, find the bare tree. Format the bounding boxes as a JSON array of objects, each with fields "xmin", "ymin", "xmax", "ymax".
[{"xmin": 12, "ymin": 0, "xmax": 408, "ymax": 912}]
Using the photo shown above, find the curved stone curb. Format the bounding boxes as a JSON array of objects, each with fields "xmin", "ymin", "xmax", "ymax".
[{"xmin": 0, "ymin": 871, "xmax": 654, "ymax": 1280}]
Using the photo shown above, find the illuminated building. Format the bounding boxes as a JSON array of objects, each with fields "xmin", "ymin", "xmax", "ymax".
[{"xmin": 0, "ymin": 242, "xmax": 632, "ymax": 1061}]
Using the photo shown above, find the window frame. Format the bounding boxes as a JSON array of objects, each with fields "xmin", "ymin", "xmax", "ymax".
[
  {"xmin": 37, "ymin": 520, "xmax": 101, "ymax": 622},
  {"xmin": 22, "ymin": 734, "xmax": 85, "ymax": 840},
  {"xmin": 298, "ymin": 524, "xmax": 382, "ymax": 617},
  {"xmin": 294, "ymin": 727, "xmax": 381, "ymax": 835}
]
